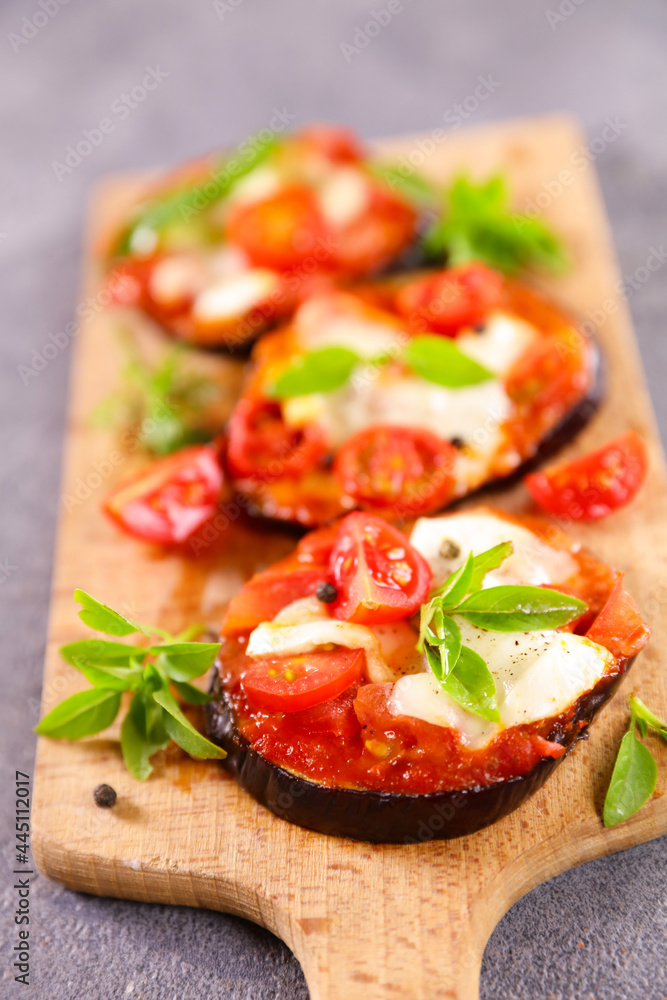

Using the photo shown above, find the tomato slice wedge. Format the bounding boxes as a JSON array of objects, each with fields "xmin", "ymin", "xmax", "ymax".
[
  {"xmin": 103, "ymin": 445, "xmax": 223, "ymax": 544},
  {"xmin": 586, "ymin": 573, "xmax": 650, "ymax": 660},
  {"xmin": 524, "ymin": 431, "xmax": 648, "ymax": 520},
  {"xmin": 226, "ymin": 186, "xmax": 327, "ymax": 271},
  {"xmin": 226, "ymin": 398, "xmax": 326, "ymax": 481},
  {"xmin": 328, "ymin": 512, "xmax": 432, "ymax": 623},
  {"xmin": 334, "ymin": 425, "xmax": 457, "ymax": 516},
  {"xmin": 395, "ymin": 263, "xmax": 504, "ymax": 335},
  {"xmin": 242, "ymin": 648, "xmax": 365, "ymax": 712}
]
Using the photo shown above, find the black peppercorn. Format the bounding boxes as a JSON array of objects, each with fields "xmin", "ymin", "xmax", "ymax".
[
  {"xmin": 94, "ymin": 784, "xmax": 117, "ymax": 808},
  {"xmin": 316, "ymin": 581, "xmax": 338, "ymax": 603},
  {"xmin": 449, "ymin": 436, "xmax": 465, "ymax": 449}
]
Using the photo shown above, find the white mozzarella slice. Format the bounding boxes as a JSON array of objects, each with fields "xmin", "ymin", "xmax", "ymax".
[
  {"xmin": 410, "ymin": 512, "xmax": 578, "ymax": 589},
  {"xmin": 456, "ymin": 312, "xmax": 537, "ymax": 376},
  {"xmin": 388, "ymin": 619, "xmax": 613, "ymax": 748},
  {"xmin": 226, "ymin": 165, "xmax": 282, "ymax": 207},
  {"xmin": 247, "ymin": 597, "xmax": 392, "ymax": 683},
  {"xmin": 318, "ymin": 167, "xmax": 370, "ymax": 229},
  {"xmin": 192, "ymin": 268, "xmax": 278, "ymax": 323},
  {"xmin": 369, "ymin": 620, "xmax": 425, "ymax": 681},
  {"xmin": 148, "ymin": 254, "xmax": 206, "ymax": 307},
  {"xmin": 294, "ymin": 294, "xmax": 407, "ymax": 359}
]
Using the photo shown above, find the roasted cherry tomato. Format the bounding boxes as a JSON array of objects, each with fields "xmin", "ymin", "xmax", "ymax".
[
  {"xmin": 586, "ymin": 573, "xmax": 650, "ymax": 660},
  {"xmin": 226, "ymin": 398, "xmax": 326, "ymax": 481},
  {"xmin": 298, "ymin": 123, "xmax": 364, "ymax": 163},
  {"xmin": 524, "ymin": 431, "xmax": 648, "ymax": 520},
  {"xmin": 103, "ymin": 445, "xmax": 223, "ymax": 544},
  {"xmin": 334, "ymin": 425, "xmax": 457, "ymax": 516},
  {"xmin": 328, "ymin": 512, "xmax": 432, "ymax": 623},
  {"xmin": 395, "ymin": 263, "xmax": 504, "ymax": 335},
  {"xmin": 333, "ymin": 187, "xmax": 417, "ymax": 277},
  {"xmin": 242, "ymin": 648, "xmax": 365, "ymax": 713},
  {"xmin": 226, "ymin": 186, "xmax": 327, "ymax": 271}
]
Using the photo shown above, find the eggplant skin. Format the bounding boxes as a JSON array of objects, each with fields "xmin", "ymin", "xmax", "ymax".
[{"xmin": 205, "ymin": 654, "xmax": 634, "ymax": 844}]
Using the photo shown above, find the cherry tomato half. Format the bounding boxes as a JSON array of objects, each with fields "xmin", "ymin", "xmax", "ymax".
[
  {"xmin": 524, "ymin": 431, "xmax": 648, "ymax": 521},
  {"xmin": 226, "ymin": 398, "xmax": 326, "ymax": 481},
  {"xmin": 586, "ymin": 573, "xmax": 650, "ymax": 660},
  {"xmin": 334, "ymin": 425, "xmax": 457, "ymax": 516},
  {"xmin": 395, "ymin": 263, "xmax": 504, "ymax": 335},
  {"xmin": 242, "ymin": 648, "xmax": 365, "ymax": 713},
  {"xmin": 226, "ymin": 186, "xmax": 327, "ymax": 271},
  {"xmin": 103, "ymin": 445, "xmax": 223, "ymax": 545},
  {"xmin": 298, "ymin": 123, "xmax": 364, "ymax": 163},
  {"xmin": 332, "ymin": 186, "xmax": 418, "ymax": 277},
  {"xmin": 328, "ymin": 512, "xmax": 432, "ymax": 624}
]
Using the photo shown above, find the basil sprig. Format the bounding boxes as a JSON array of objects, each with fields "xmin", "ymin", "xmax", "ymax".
[
  {"xmin": 603, "ymin": 695, "xmax": 667, "ymax": 826},
  {"xmin": 422, "ymin": 174, "xmax": 569, "ymax": 275},
  {"xmin": 417, "ymin": 544, "xmax": 587, "ymax": 721},
  {"xmin": 35, "ymin": 591, "xmax": 225, "ymax": 780},
  {"xmin": 112, "ymin": 134, "xmax": 281, "ymax": 258}
]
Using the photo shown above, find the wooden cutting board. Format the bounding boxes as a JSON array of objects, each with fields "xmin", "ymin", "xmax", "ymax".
[{"xmin": 32, "ymin": 115, "xmax": 667, "ymax": 1000}]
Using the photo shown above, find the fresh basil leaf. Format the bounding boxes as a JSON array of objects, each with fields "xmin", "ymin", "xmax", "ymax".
[
  {"xmin": 268, "ymin": 347, "xmax": 360, "ymax": 399},
  {"xmin": 433, "ymin": 552, "xmax": 475, "ymax": 608},
  {"xmin": 630, "ymin": 696, "xmax": 667, "ymax": 741},
  {"xmin": 468, "ymin": 542, "xmax": 514, "ymax": 593},
  {"xmin": 114, "ymin": 134, "xmax": 280, "ymax": 257},
  {"xmin": 74, "ymin": 661, "xmax": 144, "ymax": 691},
  {"xmin": 455, "ymin": 586, "xmax": 586, "ymax": 632},
  {"xmin": 152, "ymin": 642, "xmax": 221, "ymax": 681},
  {"xmin": 34, "ymin": 689, "xmax": 121, "ymax": 740},
  {"xmin": 424, "ymin": 613, "xmax": 462, "ymax": 683},
  {"xmin": 173, "ymin": 681, "xmax": 214, "ymax": 705},
  {"xmin": 120, "ymin": 693, "xmax": 170, "ymax": 781},
  {"xmin": 404, "ymin": 335, "xmax": 494, "ymax": 388},
  {"xmin": 152, "ymin": 688, "xmax": 225, "ymax": 759},
  {"xmin": 603, "ymin": 729, "xmax": 657, "ymax": 827},
  {"xmin": 60, "ymin": 639, "xmax": 145, "ymax": 667},
  {"xmin": 74, "ymin": 590, "xmax": 146, "ymax": 637},
  {"xmin": 369, "ymin": 163, "xmax": 437, "ymax": 206},
  {"xmin": 441, "ymin": 645, "xmax": 501, "ymax": 722},
  {"xmin": 422, "ymin": 173, "xmax": 568, "ymax": 275}
]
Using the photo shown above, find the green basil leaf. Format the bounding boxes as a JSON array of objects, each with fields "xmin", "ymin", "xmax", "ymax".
[
  {"xmin": 603, "ymin": 729, "xmax": 657, "ymax": 827},
  {"xmin": 120, "ymin": 693, "xmax": 170, "ymax": 781},
  {"xmin": 433, "ymin": 551, "xmax": 475, "ymax": 608},
  {"xmin": 404, "ymin": 336, "xmax": 494, "ymax": 388},
  {"xmin": 268, "ymin": 347, "xmax": 360, "ymax": 399},
  {"xmin": 152, "ymin": 642, "xmax": 221, "ymax": 681},
  {"xmin": 424, "ymin": 613, "xmax": 462, "ymax": 683},
  {"xmin": 468, "ymin": 541, "xmax": 514, "ymax": 593},
  {"xmin": 630, "ymin": 695, "xmax": 667, "ymax": 741},
  {"xmin": 152, "ymin": 688, "xmax": 225, "ymax": 759},
  {"xmin": 34, "ymin": 689, "xmax": 121, "ymax": 740},
  {"xmin": 74, "ymin": 590, "xmax": 146, "ymax": 637},
  {"xmin": 173, "ymin": 681, "xmax": 214, "ymax": 705},
  {"xmin": 441, "ymin": 645, "xmax": 501, "ymax": 722},
  {"xmin": 455, "ymin": 586, "xmax": 587, "ymax": 632},
  {"xmin": 60, "ymin": 639, "xmax": 145, "ymax": 667},
  {"xmin": 74, "ymin": 661, "xmax": 144, "ymax": 691},
  {"xmin": 369, "ymin": 164, "xmax": 437, "ymax": 206}
]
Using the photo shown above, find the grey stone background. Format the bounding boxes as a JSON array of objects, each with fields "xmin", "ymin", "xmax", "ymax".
[{"xmin": 1, "ymin": 0, "xmax": 666, "ymax": 997}]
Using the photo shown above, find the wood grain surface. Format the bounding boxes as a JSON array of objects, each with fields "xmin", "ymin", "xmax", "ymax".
[{"xmin": 31, "ymin": 116, "xmax": 667, "ymax": 1000}]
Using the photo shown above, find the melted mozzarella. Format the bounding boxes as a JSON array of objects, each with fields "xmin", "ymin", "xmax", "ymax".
[
  {"xmin": 409, "ymin": 511, "xmax": 577, "ymax": 589},
  {"xmin": 389, "ymin": 619, "xmax": 614, "ymax": 748},
  {"xmin": 456, "ymin": 312, "xmax": 537, "ymax": 376},
  {"xmin": 294, "ymin": 293, "xmax": 407, "ymax": 358},
  {"xmin": 149, "ymin": 254, "xmax": 206, "ymax": 307},
  {"xmin": 246, "ymin": 597, "xmax": 392, "ymax": 683},
  {"xmin": 192, "ymin": 268, "xmax": 278, "ymax": 323},
  {"xmin": 226, "ymin": 165, "xmax": 282, "ymax": 207},
  {"xmin": 317, "ymin": 167, "xmax": 370, "ymax": 229}
]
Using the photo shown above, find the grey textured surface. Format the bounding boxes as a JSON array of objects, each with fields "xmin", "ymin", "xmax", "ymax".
[{"xmin": 1, "ymin": 0, "xmax": 666, "ymax": 997}]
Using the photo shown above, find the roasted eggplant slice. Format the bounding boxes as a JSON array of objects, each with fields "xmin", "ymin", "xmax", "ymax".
[
  {"xmin": 206, "ymin": 508, "xmax": 649, "ymax": 842},
  {"xmin": 103, "ymin": 125, "xmax": 418, "ymax": 350},
  {"xmin": 225, "ymin": 271, "xmax": 601, "ymax": 526}
]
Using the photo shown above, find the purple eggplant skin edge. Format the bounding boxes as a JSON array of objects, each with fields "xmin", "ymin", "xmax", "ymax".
[{"xmin": 205, "ymin": 650, "xmax": 635, "ymax": 845}]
